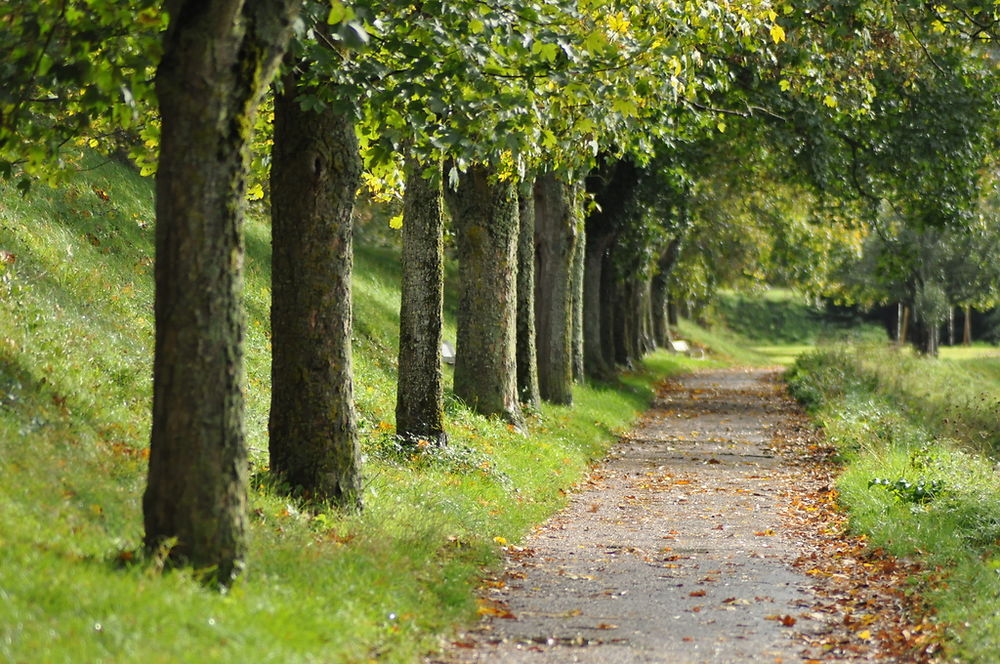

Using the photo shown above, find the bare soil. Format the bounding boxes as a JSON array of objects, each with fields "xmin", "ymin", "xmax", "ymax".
[{"xmin": 429, "ymin": 368, "xmax": 931, "ymax": 664}]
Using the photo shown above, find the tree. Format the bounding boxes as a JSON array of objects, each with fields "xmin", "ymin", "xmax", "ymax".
[
  {"xmin": 533, "ymin": 173, "xmax": 582, "ymax": 404},
  {"xmin": 516, "ymin": 180, "xmax": 541, "ymax": 408},
  {"xmin": 0, "ymin": 0, "xmax": 163, "ymax": 187},
  {"xmin": 448, "ymin": 165, "xmax": 523, "ymax": 425},
  {"xmin": 396, "ymin": 157, "xmax": 448, "ymax": 444},
  {"xmin": 268, "ymin": 60, "xmax": 363, "ymax": 507},
  {"xmin": 143, "ymin": 0, "xmax": 301, "ymax": 584}
]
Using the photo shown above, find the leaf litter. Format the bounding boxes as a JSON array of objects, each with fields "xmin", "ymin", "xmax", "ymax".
[{"xmin": 429, "ymin": 368, "xmax": 940, "ymax": 663}]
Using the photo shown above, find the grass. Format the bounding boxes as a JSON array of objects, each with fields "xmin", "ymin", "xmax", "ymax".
[
  {"xmin": 0, "ymin": 156, "xmax": 709, "ymax": 663},
  {"xmin": 683, "ymin": 289, "xmax": 887, "ymax": 366},
  {"xmin": 787, "ymin": 343, "xmax": 1000, "ymax": 663}
]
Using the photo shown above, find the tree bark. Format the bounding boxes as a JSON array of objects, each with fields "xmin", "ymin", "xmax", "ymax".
[
  {"xmin": 640, "ymin": 279, "xmax": 654, "ymax": 354},
  {"xmin": 600, "ymin": 249, "xmax": 618, "ymax": 370},
  {"xmin": 582, "ymin": 157, "xmax": 637, "ymax": 380},
  {"xmin": 652, "ymin": 238, "xmax": 683, "ymax": 347},
  {"xmin": 449, "ymin": 165, "xmax": 522, "ymax": 425},
  {"xmin": 515, "ymin": 180, "xmax": 540, "ymax": 409},
  {"xmin": 144, "ymin": 0, "xmax": 299, "ymax": 584},
  {"xmin": 583, "ymin": 232, "xmax": 614, "ymax": 379},
  {"xmin": 269, "ymin": 73, "xmax": 362, "ymax": 508},
  {"xmin": 396, "ymin": 157, "xmax": 447, "ymax": 444},
  {"xmin": 533, "ymin": 174, "xmax": 579, "ymax": 405},
  {"xmin": 963, "ymin": 305, "xmax": 972, "ymax": 345},
  {"xmin": 667, "ymin": 298, "xmax": 679, "ymax": 326},
  {"xmin": 571, "ymin": 223, "xmax": 585, "ymax": 382}
]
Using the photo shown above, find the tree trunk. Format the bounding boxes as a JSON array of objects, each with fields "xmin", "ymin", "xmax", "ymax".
[
  {"xmin": 963, "ymin": 305, "xmax": 972, "ymax": 345},
  {"xmin": 395, "ymin": 157, "xmax": 447, "ymax": 444},
  {"xmin": 450, "ymin": 165, "xmax": 522, "ymax": 425},
  {"xmin": 144, "ymin": 0, "xmax": 299, "ymax": 584},
  {"xmin": 600, "ymin": 249, "xmax": 618, "ymax": 370},
  {"xmin": 571, "ymin": 223, "xmax": 585, "ymax": 382},
  {"xmin": 614, "ymin": 281, "xmax": 639, "ymax": 368},
  {"xmin": 640, "ymin": 279, "xmax": 654, "ymax": 354},
  {"xmin": 652, "ymin": 238, "xmax": 683, "ymax": 347},
  {"xmin": 269, "ymin": 73, "xmax": 362, "ymax": 508},
  {"xmin": 515, "ymin": 180, "xmax": 540, "ymax": 409},
  {"xmin": 948, "ymin": 306, "xmax": 955, "ymax": 346},
  {"xmin": 667, "ymin": 298, "xmax": 679, "ymax": 326},
  {"xmin": 900, "ymin": 305, "xmax": 911, "ymax": 345},
  {"xmin": 533, "ymin": 174, "xmax": 579, "ymax": 405},
  {"xmin": 895, "ymin": 302, "xmax": 903, "ymax": 346},
  {"xmin": 583, "ymin": 232, "xmax": 614, "ymax": 379}
]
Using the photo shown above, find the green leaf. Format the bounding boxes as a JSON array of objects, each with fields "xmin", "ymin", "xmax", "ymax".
[{"xmin": 328, "ymin": 1, "xmax": 347, "ymax": 25}]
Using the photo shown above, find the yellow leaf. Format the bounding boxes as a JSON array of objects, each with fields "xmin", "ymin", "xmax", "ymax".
[
  {"xmin": 493, "ymin": 536, "xmax": 508, "ymax": 546},
  {"xmin": 823, "ymin": 94, "xmax": 838, "ymax": 108},
  {"xmin": 857, "ymin": 629, "xmax": 872, "ymax": 640},
  {"xmin": 88, "ymin": 138, "xmax": 99, "ymax": 148},
  {"xmin": 770, "ymin": 24, "xmax": 786, "ymax": 43},
  {"xmin": 388, "ymin": 213, "xmax": 403, "ymax": 230},
  {"xmin": 779, "ymin": 79, "xmax": 791, "ymax": 91},
  {"xmin": 716, "ymin": 121, "xmax": 727, "ymax": 133}
]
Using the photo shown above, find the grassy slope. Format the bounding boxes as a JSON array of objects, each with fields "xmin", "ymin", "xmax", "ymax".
[
  {"xmin": 0, "ymin": 158, "xmax": 713, "ymax": 663},
  {"xmin": 787, "ymin": 344, "xmax": 1000, "ymax": 663},
  {"xmin": 710, "ymin": 289, "xmax": 885, "ymax": 365}
]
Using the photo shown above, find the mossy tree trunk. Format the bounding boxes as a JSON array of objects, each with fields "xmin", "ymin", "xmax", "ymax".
[
  {"xmin": 533, "ymin": 174, "xmax": 579, "ymax": 405},
  {"xmin": 450, "ymin": 165, "xmax": 523, "ymax": 425},
  {"xmin": 571, "ymin": 222, "xmax": 585, "ymax": 382},
  {"xmin": 268, "ymin": 71, "xmax": 362, "ymax": 508},
  {"xmin": 516, "ymin": 180, "xmax": 541, "ymax": 409},
  {"xmin": 396, "ymin": 157, "xmax": 447, "ymax": 445},
  {"xmin": 144, "ymin": 0, "xmax": 299, "ymax": 584}
]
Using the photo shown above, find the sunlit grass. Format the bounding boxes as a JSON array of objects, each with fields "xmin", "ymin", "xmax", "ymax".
[
  {"xmin": 750, "ymin": 343, "xmax": 815, "ymax": 366},
  {"xmin": 0, "ymin": 158, "xmax": 703, "ymax": 663},
  {"xmin": 787, "ymin": 345, "xmax": 1000, "ymax": 663}
]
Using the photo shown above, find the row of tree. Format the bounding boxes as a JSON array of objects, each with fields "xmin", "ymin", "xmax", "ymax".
[{"xmin": 2, "ymin": 0, "xmax": 997, "ymax": 583}]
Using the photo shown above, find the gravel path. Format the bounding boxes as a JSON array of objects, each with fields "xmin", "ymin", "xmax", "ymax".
[{"xmin": 429, "ymin": 368, "xmax": 885, "ymax": 664}]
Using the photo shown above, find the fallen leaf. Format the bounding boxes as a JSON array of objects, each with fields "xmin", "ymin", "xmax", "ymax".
[
  {"xmin": 689, "ymin": 590, "xmax": 707, "ymax": 597},
  {"xmin": 477, "ymin": 605, "xmax": 516, "ymax": 619}
]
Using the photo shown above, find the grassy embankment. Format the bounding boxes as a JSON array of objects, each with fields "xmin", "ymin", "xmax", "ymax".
[
  {"xmin": 787, "ymin": 343, "xmax": 1000, "ymax": 663},
  {"xmin": 0, "ymin": 156, "xmax": 722, "ymax": 663}
]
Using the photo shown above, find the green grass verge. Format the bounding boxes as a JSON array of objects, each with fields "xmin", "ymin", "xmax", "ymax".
[
  {"xmin": 0, "ymin": 157, "xmax": 707, "ymax": 663},
  {"xmin": 786, "ymin": 343, "xmax": 1000, "ymax": 663}
]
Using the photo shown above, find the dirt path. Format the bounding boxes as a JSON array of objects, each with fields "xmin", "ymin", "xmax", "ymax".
[{"xmin": 430, "ymin": 368, "xmax": 926, "ymax": 664}]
